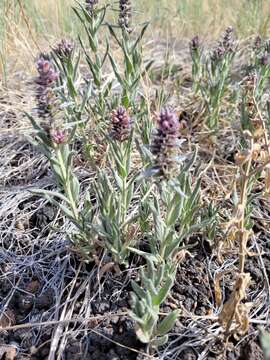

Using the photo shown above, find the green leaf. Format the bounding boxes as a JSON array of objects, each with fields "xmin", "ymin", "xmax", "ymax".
[
  {"xmin": 151, "ymin": 335, "xmax": 168, "ymax": 348},
  {"xmin": 107, "ymin": 24, "xmax": 122, "ymax": 48},
  {"xmin": 156, "ymin": 310, "xmax": 179, "ymax": 336},
  {"xmin": 131, "ymin": 281, "xmax": 147, "ymax": 300},
  {"xmin": 154, "ymin": 265, "xmax": 165, "ymax": 288},
  {"xmin": 143, "ymin": 277, "xmax": 158, "ymax": 297},
  {"xmin": 135, "ymin": 327, "xmax": 151, "ymax": 344},
  {"xmin": 129, "ymin": 311, "xmax": 146, "ymax": 326},
  {"xmin": 123, "ymin": 42, "xmax": 134, "ymax": 75},
  {"xmin": 67, "ymin": 75, "xmax": 77, "ymax": 99},
  {"xmin": 44, "ymin": 194, "xmax": 74, "ymax": 219},
  {"xmin": 126, "ymin": 181, "xmax": 134, "ymax": 209},
  {"xmin": 132, "ymin": 22, "xmax": 149, "ymax": 51},
  {"xmin": 165, "ymin": 194, "xmax": 183, "ymax": 226},
  {"xmin": 153, "ymin": 275, "xmax": 174, "ymax": 306},
  {"xmin": 127, "ymin": 247, "xmax": 159, "ymax": 263},
  {"xmin": 31, "ymin": 189, "xmax": 69, "ymax": 203},
  {"xmin": 70, "ymin": 176, "xmax": 80, "ymax": 202},
  {"xmin": 260, "ymin": 331, "xmax": 270, "ymax": 360},
  {"xmin": 108, "ymin": 53, "xmax": 125, "ymax": 86}
]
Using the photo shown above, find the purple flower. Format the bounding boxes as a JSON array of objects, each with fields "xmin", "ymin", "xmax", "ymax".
[
  {"xmin": 260, "ymin": 53, "xmax": 269, "ymax": 66},
  {"xmin": 36, "ymin": 56, "xmax": 58, "ymax": 86},
  {"xmin": 222, "ymin": 26, "xmax": 235, "ymax": 51},
  {"xmin": 35, "ymin": 55, "xmax": 58, "ymax": 119},
  {"xmin": 211, "ymin": 26, "xmax": 236, "ymax": 62},
  {"xmin": 151, "ymin": 107, "xmax": 180, "ymax": 177},
  {"xmin": 110, "ymin": 106, "xmax": 131, "ymax": 141},
  {"xmin": 211, "ymin": 46, "xmax": 226, "ymax": 62},
  {"xmin": 50, "ymin": 129, "xmax": 66, "ymax": 144},
  {"xmin": 85, "ymin": 0, "xmax": 99, "ymax": 16},
  {"xmin": 253, "ymin": 35, "xmax": 262, "ymax": 50},
  {"xmin": 53, "ymin": 39, "xmax": 74, "ymax": 59},
  {"xmin": 119, "ymin": 0, "xmax": 132, "ymax": 33},
  {"xmin": 190, "ymin": 35, "xmax": 200, "ymax": 52}
]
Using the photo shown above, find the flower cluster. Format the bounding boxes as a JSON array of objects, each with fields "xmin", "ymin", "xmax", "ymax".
[
  {"xmin": 119, "ymin": 0, "xmax": 132, "ymax": 33},
  {"xmin": 189, "ymin": 35, "xmax": 200, "ymax": 53},
  {"xmin": 151, "ymin": 108, "xmax": 180, "ymax": 177},
  {"xmin": 85, "ymin": 0, "xmax": 98, "ymax": 16},
  {"xmin": 253, "ymin": 37, "xmax": 270, "ymax": 66},
  {"xmin": 50, "ymin": 129, "xmax": 67, "ymax": 145},
  {"xmin": 110, "ymin": 106, "xmax": 131, "ymax": 141},
  {"xmin": 35, "ymin": 55, "xmax": 58, "ymax": 119},
  {"xmin": 241, "ymin": 74, "xmax": 260, "ymax": 132},
  {"xmin": 53, "ymin": 39, "xmax": 74, "ymax": 59},
  {"xmin": 253, "ymin": 35, "xmax": 262, "ymax": 51},
  {"xmin": 211, "ymin": 26, "xmax": 236, "ymax": 62}
]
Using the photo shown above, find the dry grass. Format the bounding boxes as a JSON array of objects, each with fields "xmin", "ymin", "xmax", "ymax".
[{"xmin": 1, "ymin": 0, "xmax": 270, "ymax": 81}]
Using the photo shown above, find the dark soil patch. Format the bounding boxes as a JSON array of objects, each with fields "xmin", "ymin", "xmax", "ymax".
[{"xmin": 0, "ymin": 233, "xmax": 267, "ymax": 359}]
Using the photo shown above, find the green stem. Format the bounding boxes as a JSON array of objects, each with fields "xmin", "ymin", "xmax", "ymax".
[{"xmin": 55, "ymin": 146, "xmax": 80, "ymax": 221}]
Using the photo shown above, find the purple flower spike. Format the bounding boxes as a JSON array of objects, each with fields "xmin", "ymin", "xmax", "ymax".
[
  {"xmin": 86, "ymin": 0, "xmax": 99, "ymax": 16},
  {"xmin": 151, "ymin": 107, "xmax": 180, "ymax": 177},
  {"xmin": 190, "ymin": 35, "xmax": 200, "ymax": 52},
  {"xmin": 110, "ymin": 106, "xmax": 131, "ymax": 142},
  {"xmin": 51, "ymin": 129, "xmax": 66, "ymax": 145},
  {"xmin": 260, "ymin": 53, "xmax": 269, "ymax": 66},
  {"xmin": 36, "ymin": 57, "xmax": 58, "ymax": 87},
  {"xmin": 253, "ymin": 35, "xmax": 262, "ymax": 50},
  {"xmin": 35, "ymin": 55, "xmax": 58, "ymax": 119},
  {"xmin": 211, "ymin": 26, "xmax": 236, "ymax": 62},
  {"xmin": 119, "ymin": 0, "xmax": 132, "ymax": 33},
  {"xmin": 53, "ymin": 39, "xmax": 74, "ymax": 59}
]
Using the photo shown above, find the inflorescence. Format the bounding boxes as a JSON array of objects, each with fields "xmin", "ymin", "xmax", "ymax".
[
  {"xmin": 118, "ymin": 0, "xmax": 132, "ymax": 33},
  {"xmin": 211, "ymin": 26, "xmax": 236, "ymax": 62},
  {"xmin": 151, "ymin": 107, "xmax": 180, "ymax": 177},
  {"xmin": 35, "ymin": 55, "xmax": 58, "ymax": 120},
  {"xmin": 110, "ymin": 106, "xmax": 131, "ymax": 142},
  {"xmin": 53, "ymin": 39, "xmax": 74, "ymax": 59},
  {"xmin": 85, "ymin": 0, "xmax": 99, "ymax": 16}
]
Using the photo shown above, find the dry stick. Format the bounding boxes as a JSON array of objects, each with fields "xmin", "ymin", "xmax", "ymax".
[
  {"xmin": 57, "ymin": 277, "xmax": 90, "ymax": 360},
  {"xmin": 224, "ymin": 134, "xmax": 254, "ymax": 339},
  {"xmin": 254, "ymin": 98, "xmax": 270, "ymax": 155},
  {"xmin": 252, "ymin": 235, "xmax": 270, "ymax": 320},
  {"xmin": 254, "ymin": 97, "xmax": 270, "ymax": 195},
  {"xmin": 2, "ymin": 311, "xmax": 267, "ymax": 333},
  {"xmin": 239, "ymin": 100, "xmax": 270, "ymax": 274},
  {"xmin": 49, "ymin": 263, "xmax": 82, "ymax": 360},
  {"xmin": 239, "ymin": 136, "xmax": 254, "ymax": 274}
]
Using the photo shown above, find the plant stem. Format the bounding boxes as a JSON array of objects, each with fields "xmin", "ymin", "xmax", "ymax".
[
  {"xmin": 238, "ymin": 137, "xmax": 253, "ymax": 273},
  {"xmin": 55, "ymin": 146, "xmax": 80, "ymax": 221}
]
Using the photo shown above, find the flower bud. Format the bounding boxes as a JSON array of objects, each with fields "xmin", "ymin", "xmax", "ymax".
[
  {"xmin": 53, "ymin": 39, "xmax": 74, "ymax": 59},
  {"xmin": 151, "ymin": 107, "xmax": 180, "ymax": 177},
  {"xmin": 110, "ymin": 106, "xmax": 131, "ymax": 142},
  {"xmin": 35, "ymin": 54, "xmax": 58, "ymax": 119},
  {"xmin": 86, "ymin": 0, "xmax": 99, "ymax": 16},
  {"xmin": 50, "ymin": 129, "xmax": 66, "ymax": 145},
  {"xmin": 119, "ymin": 0, "xmax": 132, "ymax": 33}
]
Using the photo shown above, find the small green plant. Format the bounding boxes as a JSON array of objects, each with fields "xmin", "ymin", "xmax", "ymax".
[
  {"xmin": 27, "ymin": 2, "xmax": 217, "ymax": 354},
  {"xmin": 249, "ymin": 36, "xmax": 270, "ymax": 103},
  {"xmin": 93, "ymin": 106, "xmax": 140, "ymax": 265},
  {"xmin": 108, "ymin": 0, "xmax": 152, "ymax": 109},
  {"xmin": 190, "ymin": 27, "xmax": 237, "ymax": 131},
  {"xmin": 129, "ymin": 108, "xmax": 206, "ymax": 350},
  {"xmin": 130, "ymin": 258, "xmax": 179, "ymax": 349}
]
